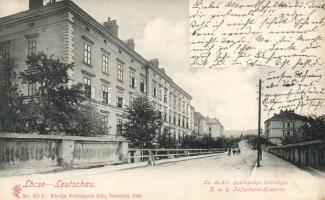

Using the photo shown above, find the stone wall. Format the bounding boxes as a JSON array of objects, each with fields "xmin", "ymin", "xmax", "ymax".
[
  {"xmin": 0, "ymin": 133, "xmax": 128, "ymax": 170},
  {"xmin": 264, "ymin": 140, "xmax": 325, "ymax": 169}
]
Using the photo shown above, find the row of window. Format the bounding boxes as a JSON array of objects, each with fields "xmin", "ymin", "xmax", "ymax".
[
  {"xmin": 1, "ymin": 40, "xmax": 36, "ymax": 63},
  {"xmin": 83, "ymin": 43, "xmax": 146, "ymax": 93},
  {"xmin": 283, "ymin": 122, "xmax": 295, "ymax": 129},
  {"xmin": 152, "ymin": 83, "xmax": 189, "ymax": 114}
]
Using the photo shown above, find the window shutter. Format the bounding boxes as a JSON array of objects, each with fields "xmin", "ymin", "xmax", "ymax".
[{"xmin": 134, "ymin": 79, "xmax": 137, "ymax": 88}]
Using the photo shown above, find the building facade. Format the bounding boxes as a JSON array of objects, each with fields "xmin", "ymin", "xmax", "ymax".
[
  {"xmin": 147, "ymin": 59, "xmax": 193, "ymax": 142},
  {"xmin": 264, "ymin": 110, "xmax": 305, "ymax": 145},
  {"xmin": 206, "ymin": 117, "xmax": 224, "ymax": 138},
  {"xmin": 0, "ymin": 0, "xmax": 194, "ymax": 139},
  {"xmin": 194, "ymin": 112, "xmax": 207, "ymax": 137}
]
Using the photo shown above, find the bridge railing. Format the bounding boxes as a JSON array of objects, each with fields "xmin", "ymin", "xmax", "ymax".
[{"xmin": 127, "ymin": 148, "xmax": 226, "ymax": 163}]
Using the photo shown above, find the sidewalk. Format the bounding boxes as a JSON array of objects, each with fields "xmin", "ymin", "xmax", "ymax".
[{"xmin": 251, "ymin": 151, "xmax": 325, "ymax": 200}]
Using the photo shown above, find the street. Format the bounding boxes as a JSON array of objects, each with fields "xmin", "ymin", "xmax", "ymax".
[{"xmin": 0, "ymin": 148, "xmax": 324, "ymax": 200}]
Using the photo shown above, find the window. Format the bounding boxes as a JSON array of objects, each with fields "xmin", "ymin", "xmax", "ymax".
[
  {"xmin": 186, "ymin": 103, "xmax": 189, "ymax": 115},
  {"xmin": 153, "ymin": 81, "xmax": 157, "ymax": 97},
  {"xmin": 102, "ymin": 54, "xmax": 109, "ymax": 74},
  {"xmin": 0, "ymin": 42, "xmax": 10, "ymax": 63},
  {"xmin": 178, "ymin": 98, "xmax": 181, "ymax": 111},
  {"xmin": 158, "ymin": 86, "xmax": 162, "ymax": 101},
  {"xmin": 178, "ymin": 115, "xmax": 181, "ymax": 126},
  {"xmin": 117, "ymin": 64, "xmax": 123, "ymax": 81},
  {"xmin": 117, "ymin": 90, "xmax": 123, "ymax": 108},
  {"xmin": 163, "ymin": 88, "xmax": 168, "ymax": 103},
  {"xmin": 164, "ymin": 108, "xmax": 167, "ymax": 121},
  {"xmin": 173, "ymin": 95, "xmax": 176, "ymax": 109},
  {"xmin": 173, "ymin": 131, "xmax": 176, "ymax": 142},
  {"xmin": 209, "ymin": 127, "xmax": 212, "ymax": 132},
  {"xmin": 117, "ymin": 119, "xmax": 122, "ymax": 136},
  {"xmin": 287, "ymin": 122, "xmax": 291, "ymax": 128},
  {"xmin": 130, "ymin": 71, "xmax": 136, "ymax": 88},
  {"xmin": 84, "ymin": 77, "xmax": 91, "ymax": 98},
  {"xmin": 140, "ymin": 78, "xmax": 145, "ymax": 92},
  {"xmin": 83, "ymin": 43, "xmax": 91, "ymax": 65},
  {"xmin": 102, "ymin": 84, "xmax": 109, "ymax": 104},
  {"xmin": 28, "ymin": 82, "xmax": 37, "ymax": 96},
  {"xmin": 182, "ymin": 101, "xmax": 185, "ymax": 113},
  {"xmin": 101, "ymin": 115, "xmax": 108, "ymax": 133},
  {"xmin": 28, "ymin": 41, "xmax": 36, "ymax": 56},
  {"xmin": 173, "ymin": 112, "xmax": 176, "ymax": 124},
  {"xmin": 169, "ymin": 111, "xmax": 172, "ymax": 122},
  {"xmin": 129, "ymin": 93, "xmax": 134, "ymax": 109}
]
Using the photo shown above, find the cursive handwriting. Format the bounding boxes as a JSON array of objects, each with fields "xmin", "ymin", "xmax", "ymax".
[{"xmin": 190, "ymin": 0, "xmax": 325, "ymax": 115}]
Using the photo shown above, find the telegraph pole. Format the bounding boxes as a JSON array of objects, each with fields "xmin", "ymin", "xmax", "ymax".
[{"xmin": 257, "ymin": 79, "xmax": 262, "ymax": 167}]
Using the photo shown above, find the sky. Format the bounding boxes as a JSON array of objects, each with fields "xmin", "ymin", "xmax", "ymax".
[{"xmin": 0, "ymin": 0, "xmax": 260, "ymax": 131}]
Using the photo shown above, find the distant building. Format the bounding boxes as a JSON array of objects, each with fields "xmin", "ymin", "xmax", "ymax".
[
  {"xmin": 194, "ymin": 112, "xmax": 207, "ymax": 136},
  {"xmin": 206, "ymin": 117, "xmax": 224, "ymax": 138},
  {"xmin": 194, "ymin": 113, "xmax": 224, "ymax": 138},
  {"xmin": 264, "ymin": 110, "xmax": 305, "ymax": 145},
  {"xmin": 189, "ymin": 106, "xmax": 195, "ymax": 132}
]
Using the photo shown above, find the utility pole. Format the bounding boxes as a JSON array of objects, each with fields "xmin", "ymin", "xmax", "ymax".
[{"xmin": 257, "ymin": 79, "xmax": 262, "ymax": 167}]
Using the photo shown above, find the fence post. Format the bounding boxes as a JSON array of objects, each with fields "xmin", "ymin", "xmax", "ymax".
[{"xmin": 130, "ymin": 151, "xmax": 134, "ymax": 163}]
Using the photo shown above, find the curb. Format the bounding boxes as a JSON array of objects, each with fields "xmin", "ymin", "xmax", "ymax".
[
  {"xmin": 250, "ymin": 162, "xmax": 257, "ymax": 177},
  {"xmin": 116, "ymin": 152, "xmax": 228, "ymax": 171},
  {"xmin": 307, "ymin": 167, "xmax": 325, "ymax": 177}
]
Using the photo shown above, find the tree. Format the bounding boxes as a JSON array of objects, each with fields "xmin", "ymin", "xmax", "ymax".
[
  {"xmin": 122, "ymin": 95, "xmax": 163, "ymax": 148},
  {"xmin": 158, "ymin": 126, "xmax": 177, "ymax": 148},
  {"xmin": 0, "ymin": 58, "xmax": 22, "ymax": 131},
  {"xmin": 300, "ymin": 115, "xmax": 325, "ymax": 141},
  {"xmin": 3, "ymin": 52, "xmax": 106, "ymax": 136},
  {"xmin": 181, "ymin": 132, "xmax": 199, "ymax": 148}
]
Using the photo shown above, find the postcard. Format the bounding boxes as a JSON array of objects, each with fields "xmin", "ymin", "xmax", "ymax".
[{"xmin": 0, "ymin": 0, "xmax": 324, "ymax": 199}]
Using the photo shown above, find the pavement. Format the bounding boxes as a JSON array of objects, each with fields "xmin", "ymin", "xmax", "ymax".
[
  {"xmin": 0, "ymin": 149, "xmax": 257, "ymax": 200},
  {"xmin": 250, "ymin": 151, "xmax": 325, "ymax": 200},
  {"xmin": 0, "ymin": 149, "xmax": 323, "ymax": 200}
]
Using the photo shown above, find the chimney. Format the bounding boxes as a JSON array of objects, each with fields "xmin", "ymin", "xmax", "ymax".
[
  {"xmin": 150, "ymin": 58, "xmax": 159, "ymax": 67},
  {"xmin": 125, "ymin": 39, "xmax": 135, "ymax": 50},
  {"xmin": 29, "ymin": 0, "xmax": 43, "ymax": 10},
  {"xmin": 103, "ymin": 17, "xmax": 119, "ymax": 37},
  {"xmin": 160, "ymin": 68, "xmax": 166, "ymax": 73}
]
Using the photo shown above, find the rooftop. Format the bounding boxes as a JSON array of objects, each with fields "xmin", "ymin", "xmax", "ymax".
[{"xmin": 265, "ymin": 110, "xmax": 306, "ymax": 123}]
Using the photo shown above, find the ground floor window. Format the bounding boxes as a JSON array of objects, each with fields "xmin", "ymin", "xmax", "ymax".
[
  {"xmin": 116, "ymin": 119, "xmax": 123, "ymax": 136},
  {"xmin": 101, "ymin": 115, "xmax": 108, "ymax": 133}
]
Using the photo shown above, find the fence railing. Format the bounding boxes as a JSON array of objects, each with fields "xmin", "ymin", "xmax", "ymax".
[
  {"xmin": 128, "ymin": 148, "xmax": 226, "ymax": 163},
  {"xmin": 264, "ymin": 140, "xmax": 325, "ymax": 169}
]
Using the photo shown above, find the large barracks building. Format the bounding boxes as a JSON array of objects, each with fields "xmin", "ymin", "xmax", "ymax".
[{"xmin": 0, "ymin": 0, "xmax": 199, "ymax": 140}]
